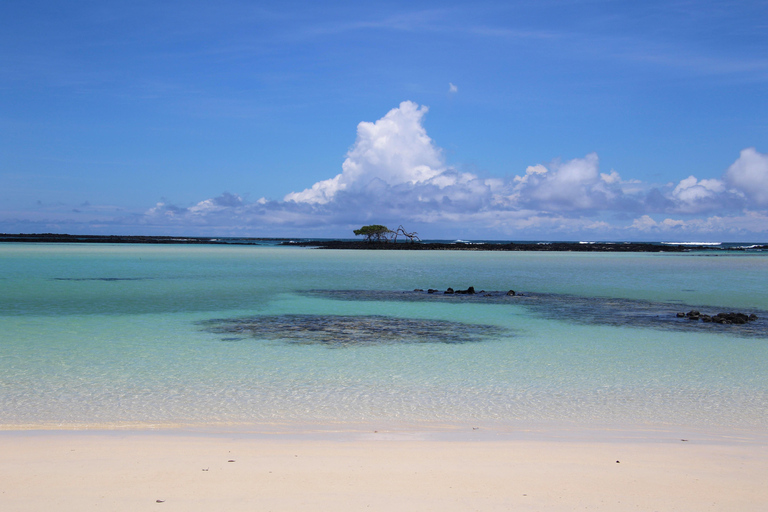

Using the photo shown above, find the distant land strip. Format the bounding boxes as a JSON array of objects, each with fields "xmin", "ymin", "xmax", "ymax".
[
  {"xmin": 0, "ymin": 233, "xmax": 290, "ymax": 245},
  {"xmin": 285, "ymin": 240, "xmax": 707, "ymax": 252},
  {"xmin": 2, "ymin": 234, "xmax": 766, "ymax": 252}
]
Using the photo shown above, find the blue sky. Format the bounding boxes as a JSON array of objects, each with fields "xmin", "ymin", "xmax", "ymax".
[{"xmin": 2, "ymin": 0, "xmax": 767, "ymax": 241}]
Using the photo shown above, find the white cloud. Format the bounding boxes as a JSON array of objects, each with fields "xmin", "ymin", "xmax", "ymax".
[
  {"xmin": 131, "ymin": 103, "xmax": 768, "ymax": 241},
  {"xmin": 658, "ymin": 149, "xmax": 768, "ymax": 215},
  {"xmin": 188, "ymin": 192, "xmax": 244, "ymax": 214},
  {"xmin": 631, "ymin": 215, "xmax": 658, "ymax": 231},
  {"xmin": 448, "ymin": 82, "xmax": 458, "ymax": 93},
  {"xmin": 631, "ymin": 215, "xmax": 687, "ymax": 232},
  {"xmin": 628, "ymin": 209, "xmax": 768, "ymax": 239},
  {"xmin": 510, "ymin": 153, "xmax": 632, "ymax": 211},
  {"xmin": 725, "ymin": 147, "xmax": 768, "ymax": 206},
  {"xmin": 669, "ymin": 175, "xmax": 726, "ymax": 212},
  {"xmin": 284, "ymin": 101, "xmax": 445, "ymax": 204}
]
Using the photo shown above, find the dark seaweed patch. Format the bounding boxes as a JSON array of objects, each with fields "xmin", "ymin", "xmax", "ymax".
[
  {"xmin": 200, "ymin": 314, "xmax": 507, "ymax": 347},
  {"xmin": 302, "ymin": 290, "xmax": 768, "ymax": 338}
]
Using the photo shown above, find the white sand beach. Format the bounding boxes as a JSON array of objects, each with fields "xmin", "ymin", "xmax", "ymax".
[
  {"xmin": 3, "ymin": 248, "xmax": 768, "ymax": 511},
  {"xmin": 2, "ymin": 429, "xmax": 766, "ymax": 512}
]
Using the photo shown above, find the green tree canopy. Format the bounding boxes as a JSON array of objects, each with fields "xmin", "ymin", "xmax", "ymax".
[{"xmin": 353, "ymin": 225, "xmax": 392, "ymax": 242}]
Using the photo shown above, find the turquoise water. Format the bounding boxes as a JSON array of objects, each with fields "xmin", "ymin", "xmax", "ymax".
[{"xmin": 1, "ymin": 244, "xmax": 767, "ymax": 430}]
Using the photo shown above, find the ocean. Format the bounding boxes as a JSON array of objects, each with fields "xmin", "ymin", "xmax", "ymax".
[{"xmin": 1, "ymin": 243, "xmax": 767, "ymax": 432}]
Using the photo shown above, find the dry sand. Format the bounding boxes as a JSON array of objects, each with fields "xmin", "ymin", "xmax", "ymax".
[{"xmin": 1, "ymin": 428, "xmax": 766, "ymax": 511}]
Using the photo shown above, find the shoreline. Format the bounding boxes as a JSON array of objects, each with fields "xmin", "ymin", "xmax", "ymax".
[
  {"xmin": 3, "ymin": 239, "xmax": 767, "ymax": 510},
  {"xmin": 0, "ymin": 233, "xmax": 290, "ymax": 245},
  {"xmin": 2, "ymin": 233, "xmax": 766, "ymax": 251},
  {"xmin": 3, "ymin": 419, "xmax": 767, "ymax": 444},
  {"xmin": 285, "ymin": 240, "xmax": 697, "ymax": 251},
  {"xmin": 2, "ymin": 425, "xmax": 766, "ymax": 511}
]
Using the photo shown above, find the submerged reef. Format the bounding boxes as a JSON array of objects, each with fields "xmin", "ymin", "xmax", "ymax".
[
  {"xmin": 201, "ymin": 289, "xmax": 767, "ymax": 349},
  {"xmin": 302, "ymin": 289, "xmax": 768, "ymax": 338},
  {"xmin": 200, "ymin": 314, "xmax": 507, "ymax": 347},
  {"xmin": 52, "ymin": 277, "xmax": 150, "ymax": 282},
  {"xmin": 677, "ymin": 310, "xmax": 758, "ymax": 324}
]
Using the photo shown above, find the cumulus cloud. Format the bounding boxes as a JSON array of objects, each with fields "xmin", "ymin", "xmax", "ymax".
[
  {"xmin": 284, "ymin": 101, "xmax": 445, "ymax": 204},
  {"xmin": 725, "ymin": 147, "xmax": 768, "ymax": 206},
  {"xmin": 510, "ymin": 153, "xmax": 632, "ymax": 211},
  {"xmin": 630, "ymin": 210, "xmax": 768, "ymax": 237},
  {"xmin": 282, "ymin": 104, "xmax": 649, "ymax": 222},
  {"xmin": 133, "ymin": 101, "xmax": 768, "ymax": 240},
  {"xmin": 146, "ymin": 192, "xmax": 244, "ymax": 219},
  {"xmin": 669, "ymin": 175, "xmax": 726, "ymax": 212},
  {"xmin": 188, "ymin": 192, "xmax": 244, "ymax": 214},
  {"xmin": 631, "ymin": 215, "xmax": 686, "ymax": 232}
]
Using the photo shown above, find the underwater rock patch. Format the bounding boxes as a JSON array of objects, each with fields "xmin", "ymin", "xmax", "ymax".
[
  {"xmin": 302, "ymin": 289, "xmax": 768, "ymax": 338},
  {"xmin": 200, "ymin": 314, "xmax": 506, "ymax": 347},
  {"xmin": 52, "ymin": 277, "xmax": 149, "ymax": 281}
]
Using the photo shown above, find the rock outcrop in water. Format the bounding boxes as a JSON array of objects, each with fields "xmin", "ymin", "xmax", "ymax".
[{"xmin": 679, "ymin": 310, "xmax": 758, "ymax": 324}]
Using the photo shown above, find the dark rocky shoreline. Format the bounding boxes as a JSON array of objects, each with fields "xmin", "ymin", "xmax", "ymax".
[
  {"xmin": 0, "ymin": 233, "xmax": 290, "ymax": 245},
  {"xmin": 2, "ymin": 233, "xmax": 765, "ymax": 252},
  {"xmin": 281, "ymin": 240, "xmax": 764, "ymax": 252}
]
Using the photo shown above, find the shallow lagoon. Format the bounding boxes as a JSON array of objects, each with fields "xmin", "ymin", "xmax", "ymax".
[{"xmin": 1, "ymin": 243, "xmax": 767, "ymax": 430}]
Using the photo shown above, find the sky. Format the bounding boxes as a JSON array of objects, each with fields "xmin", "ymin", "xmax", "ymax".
[{"xmin": 1, "ymin": 0, "xmax": 767, "ymax": 241}]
